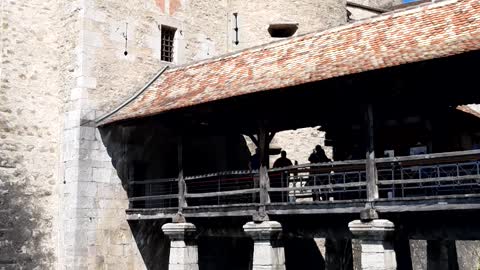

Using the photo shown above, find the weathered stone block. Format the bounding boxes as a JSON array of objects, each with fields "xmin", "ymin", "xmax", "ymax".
[
  {"xmin": 349, "ymin": 219, "xmax": 397, "ymax": 270},
  {"xmin": 162, "ymin": 223, "xmax": 199, "ymax": 269},
  {"xmin": 244, "ymin": 221, "xmax": 286, "ymax": 270},
  {"xmin": 169, "ymin": 246, "xmax": 199, "ymax": 264}
]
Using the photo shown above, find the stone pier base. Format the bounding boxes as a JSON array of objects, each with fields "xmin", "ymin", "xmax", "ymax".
[
  {"xmin": 349, "ymin": 219, "xmax": 397, "ymax": 270},
  {"xmin": 162, "ymin": 223, "xmax": 198, "ymax": 270},
  {"xmin": 243, "ymin": 221, "xmax": 286, "ymax": 270}
]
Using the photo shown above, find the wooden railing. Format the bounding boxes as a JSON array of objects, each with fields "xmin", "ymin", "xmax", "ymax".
[{"xmin": 128, "ymin": 150, "xmax": 480, "ymax": 209}]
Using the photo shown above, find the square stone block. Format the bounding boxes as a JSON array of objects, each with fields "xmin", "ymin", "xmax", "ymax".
[
  {"xmin": 169, "ymin": 247, "xmax": 198, "ymax": 265},
  {"xmin": 253, "ymin": 244, "xmax": 285, "ymax": 266}
]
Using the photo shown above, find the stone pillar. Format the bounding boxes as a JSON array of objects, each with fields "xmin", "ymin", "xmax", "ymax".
[
  {"xmin": 162, "ymin": 223, "xmax": 198, "ymax": 270},
  {"xmin": 243, "ymin": 221, "xmax": 286, "ymax": 270},
  {"xmin": 427, "ymin": 240, "xmax": 459, "ymax": 270},
  {"xmin": 349, "ymin": 219, "xmax": 397, "ymax": 270}
]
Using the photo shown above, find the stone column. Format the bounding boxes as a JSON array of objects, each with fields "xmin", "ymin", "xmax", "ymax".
[
  {"xmin": 349, "ymin": 219, "xmax": 397, "ymax": 270},
  {"xmin": 243, "ymin": 221, "xmax": 286, "ymax": 270},
  {"xmin": 162, "ymin": 223, "xmax": 198, "ymax": 270}
]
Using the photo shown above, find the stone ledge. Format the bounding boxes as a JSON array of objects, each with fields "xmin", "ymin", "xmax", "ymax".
[
  {"xmin": 162, "ymin": 223, "xmax": 196, "ymax": 240},
  {"xmin": 349, "ymin": 219, "xmax": 395, "ymax": 240}
]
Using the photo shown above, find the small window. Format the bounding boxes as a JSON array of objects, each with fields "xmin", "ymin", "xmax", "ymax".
[
  {"xmin": 268, "ymin": 23, "xmax": 298, "ymax": 38},
  {"xmin": 161, "ymin": 26, "xmax": 176, "ymax": 62}
]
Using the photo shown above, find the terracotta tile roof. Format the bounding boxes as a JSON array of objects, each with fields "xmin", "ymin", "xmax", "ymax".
[{"xmin": 98, "ymin": 0, "xmax": 480, "ymax": 126}]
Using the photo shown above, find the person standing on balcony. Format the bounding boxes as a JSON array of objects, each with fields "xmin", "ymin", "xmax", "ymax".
[
  {"xmin": 272, "ymin": 151, "xmax": 293, "ymax": 202},
  {"xmin": 273, "ymin": 151, "xmax": 293, "ymax": 169},
  {"xmin": 308, "ymin": 145, "xmax": 331, "ymax": 201},
  {"xmin": 308, "ymin": 145, "xmax": 330, "ymax": 164}
]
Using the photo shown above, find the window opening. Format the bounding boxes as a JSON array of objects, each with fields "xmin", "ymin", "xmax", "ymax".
[{"xmin": 161, "ymin": 26, "xmax": 176, "ymax": 62}]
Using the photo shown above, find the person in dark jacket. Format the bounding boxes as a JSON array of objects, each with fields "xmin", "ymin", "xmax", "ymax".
[
  {"xmin": 308, "ymin": 145, "xmax": 330, "ymax": 201},
  {"xmin": 273, "ymin": 150, "xmax": 293, "ymax": 168},
  {"xmin": 308, "ymin": 145, "xmax": 330, "ymax": 163}
]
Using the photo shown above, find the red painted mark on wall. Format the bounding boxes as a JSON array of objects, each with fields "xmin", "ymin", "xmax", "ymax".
[
  {"xmin": 154, "ymin": 0, "xmax": 182, "ymax": 15},
  {"xmin": 169, "ymin": 0, "xmax": 181, "ymax": 15},
  {"xmin": 155, "ymin": 0, "xmax": 165, "ymax": 12}
]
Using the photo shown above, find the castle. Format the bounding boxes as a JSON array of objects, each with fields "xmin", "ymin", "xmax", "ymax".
[{"xmin": 2, "ymin": 0, "xmax": 480, "ymax": 269}]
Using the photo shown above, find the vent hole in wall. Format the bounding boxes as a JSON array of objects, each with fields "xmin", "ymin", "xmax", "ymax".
[{"xmin": 268, "ymin": 23, "xmax": 298, "ymax": 38}]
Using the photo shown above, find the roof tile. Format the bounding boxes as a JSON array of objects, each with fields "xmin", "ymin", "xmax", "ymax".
[{"xmin": 100, "ymin": 0, "xmax": 480, "ymax": 126}]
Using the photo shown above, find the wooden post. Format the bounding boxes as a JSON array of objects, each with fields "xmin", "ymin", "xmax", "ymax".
[
  {"xmin": 123, "ymin": 127, "xmax": 134, "ymax": 209},
  {"xmin": 177, "ymin": 136, "xmax": 187, "ymax": 214},
  {"xmin": 259, "ymin": 128, "xmax": 271, "ymax": 205},
  {"xmin": 366, "ymin": 104, "xmax": 379, "ymax": 202},
  {"xmin": 254, "ymin": 126, "xmax": 271, "ymax": 221}
]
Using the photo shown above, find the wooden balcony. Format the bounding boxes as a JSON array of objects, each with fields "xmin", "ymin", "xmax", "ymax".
[{"xmin": 126, "ymin": 149, "xmax": 480, "ymax": 220}]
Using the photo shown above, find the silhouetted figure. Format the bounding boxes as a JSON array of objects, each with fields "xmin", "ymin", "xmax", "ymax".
[
  {"xmin": 271, "ymin": 150, "xmax": 292, "ymax": 202},
  {"xmin": 308, "ymin": 145, "xmax": 330, "ymax": 201},
  {"xmin": 308, "ymin": 145, "xmax": 331, "ymax": 163},
  {"xmin": 273, "ymin": 151, "xmax": 293, "ymax": 168}
]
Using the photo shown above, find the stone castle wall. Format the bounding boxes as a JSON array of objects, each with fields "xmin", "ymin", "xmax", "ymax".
[
  {"xmin": 0, "ymin": 0, "xmax": 64, "ymax": 268},
  {"xmin": 0, "ymin": 0, "xmax": 410, "ymax": 269},
  {"xmin": 226, "ymin": 0, "xmax": 347, "ymax": 51}
]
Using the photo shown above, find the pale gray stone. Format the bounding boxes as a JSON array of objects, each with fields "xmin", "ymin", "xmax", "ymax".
[
  {"xmin": 244, "ymin": 221, "xmax": 286, "ymax": 270},
  {"xmin": 349, "ymin": 219, "xmax": 397, "ymax": 270}
]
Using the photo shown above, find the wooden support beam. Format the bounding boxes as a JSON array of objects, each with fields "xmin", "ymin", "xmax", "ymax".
[
  {"xmin": 123, "ymin": 127, "xmax": 134, "ymax": 209},
  {"xmin": 256, "ymin": 126, "xmax": 271, "ymax": 220},
  {"xmin": 186, "ymin": 188, "xmax": 260, "ymax": 198},
  {"xmin": 177, "ymin": 136, "xmax": 187, "ymax": 213},
  {"xmin": 366, "ymin": 104, "xmax": 379, "ymax": 202}
]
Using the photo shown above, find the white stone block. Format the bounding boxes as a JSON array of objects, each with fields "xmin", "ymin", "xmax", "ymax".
[
  {"xmin": 64, "ymin": 166, "xmax": 80, "ymax": 183},
  {"xmin": 349, "ymin": 219, "xmax": 397, "ymax": 270},
  {"xmin": 80, "ymin": 126, "xmax": 96, "ymax": 141},
  {"xmin": 76, "ymin": 182, "xmax": 97, "ymax": 197},
  {"xmin": 253, "ymin": 244, "xmax": 285, "ymax": 266},
  {"xmin": 92, "ymin": 167, "xmax": 112, "ymax": 183},
  {"xmin": 83, "ymin": 6, "xmax": 106, "ymax": 23},
  {"xmin": 361, "ymin": 242, "xmax": 388, "ymax": 253},
  {"xmin": 171, "ymin": 240, "xmax": 187, "ymax": 248},
  {"xmin": 244, "ymin": 221, "xmax": 286, "ymax": 269},
  {"xmin": 169, "ymin": 246, "xmax": 198, "ymax": 264},
  {"xmin": 64, "ymin": 128, "xmax": 80, "ymax": 143},
  {"xmin": 168, "ymin": 264, "xmax": 199, "ymax": 270},
  {"xmin": 92, "ymin": 168, "xmax": 112, "ymax": 183},
  {"xmin": 90, "ymin": 149, "xmax": 112, "ymax": 162},
  {"xmin": 76, "ymin": 76, "xmax": 97, "ymax": 89},
  {"xmin": 253, "ymin": 266, "xmax": 286, "ymax": 270},
  {"xmin": 83, "ymin": 30, "xmax": 103, "ymax": 48},
  {"xmin": 146, "ymin": 35, "xmax": 162, "ymax": 59},
  {"xmin": 65, "ymin": 110, "xmax": 82, "ymax": 129}
]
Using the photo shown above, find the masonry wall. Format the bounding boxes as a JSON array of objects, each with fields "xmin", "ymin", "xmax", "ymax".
[
  {"xmin": 1, "ymin": 0, "xmax": 403, "ymax": 269},
  {"xmin": 226, "ymin": 0, "xmax": 347, "ymax": 52},
  {"xmin": 0, "ymin": 0, "xmax": 63, "ymax": 268},
  {"xmin": 59, "ymin": 0, "xmax": 168, "ymax": 267},
  {"xmin": 59, "ymin": 0, "xmax": 240, "ymax": 268}
]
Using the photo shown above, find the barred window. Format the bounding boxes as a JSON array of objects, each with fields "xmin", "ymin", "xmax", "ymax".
[{"xmin": 161, "ymin": 26, "xmax": 176, "ymax": 62}]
